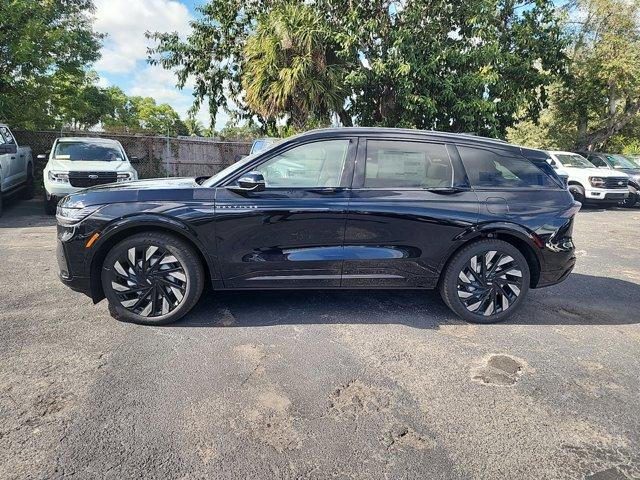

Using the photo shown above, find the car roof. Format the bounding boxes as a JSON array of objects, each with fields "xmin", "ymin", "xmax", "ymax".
[
  {"xmin": 548, "ymin": 150, "xmax": 582, "ymax": 156},
  {"xmin": 289, "ymin": 126, "xmax": 536, "ymax": 153}
]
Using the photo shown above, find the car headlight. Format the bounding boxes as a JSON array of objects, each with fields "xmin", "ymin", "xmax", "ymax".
[
  {"xmin": 116, "ymin": 172, "xmax": 133, "ymax": 182},
  {"xmin": 48, "ymin": 171, "xmax": 69, "ymax": 183},
  {"xmin": 589, "ymin": 176, "xmax": 605, "ymax": 188},
  {"xmin": 56, "ymin": 204, "xmax": 103, "ymax": 225}
]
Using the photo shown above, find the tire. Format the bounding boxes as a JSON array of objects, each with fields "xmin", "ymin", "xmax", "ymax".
[
  {"xmin": 439, "ymin": 239, "xmax": 531, "ymax": 324},
  {"xmin": 44, "ymin": 196, "xmax": 57, "ymax": 215},
  {"xmin": 621, "ymin": 191, "xmax": 638, "ymax": 208},
  {"xmin": 22, "ymin": 168, "xmax": 35, "ymax": 200},
  {"xmin": 101, "ymin": 232, "xmax": 205, "ymax": 326},
  {"xmin": 568, "ymin": 184, "xmax": 585, "ymax": 204}
]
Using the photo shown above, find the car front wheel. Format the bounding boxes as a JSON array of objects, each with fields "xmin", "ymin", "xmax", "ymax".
[
  {"xmin": 101, "ymin": 232, "xmax": 205, "ymax": 325},
  {"xmin": 440, "ymin": 239, "xmax": 530, "ymax": 324}
]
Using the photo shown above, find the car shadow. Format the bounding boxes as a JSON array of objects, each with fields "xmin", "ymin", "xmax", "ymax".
[
  {"xmin": 0, "ymin": 197, "xmax": 56, "ymax": 228},
  {"xmin": 176, "ymin": 273, "xmax": 640, "ymax": 329}
]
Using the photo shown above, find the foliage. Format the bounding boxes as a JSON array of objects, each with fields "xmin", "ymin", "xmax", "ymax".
[
  {"xmin": 242, "ymin": 3, "xmax": 352, "ymax": 129},
  {"xmin": 213, "ymin": 122, "xmax": 263, "ymax": 141},
  {"xmin": 148, "ymin": 0, "xmax": 566, "ymax": 136},
  {"xmin": 102, "ymin": 89, "xmax": 188, "ymax": 136},
  {"xmin": 184, "ymin": 117, "xmax": 205, "ymax": 136},
  {"xmin": 556, "ymin": 0, "xmax": 640, "ymax": 149},
  {"xmin": 0, "ymin": 0, "xmax": 103, "ymax": 129}
]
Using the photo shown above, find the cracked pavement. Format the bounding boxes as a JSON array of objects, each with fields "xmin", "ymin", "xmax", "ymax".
[{"xmin": 0, "ymin": 198, "xmax": 639, "ymax": 479}]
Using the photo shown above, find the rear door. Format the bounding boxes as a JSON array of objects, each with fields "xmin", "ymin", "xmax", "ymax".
[
  {"xmin": 215, "ymin": 137, "xmax": 356, "ymax": 288},
  {"xmin": 342, "ymin": 137, "xmax": 479, "ymax": 288}
]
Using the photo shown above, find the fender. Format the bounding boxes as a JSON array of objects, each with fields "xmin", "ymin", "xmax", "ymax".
[
  {"xmin": 85, "ymin": 213, "xmax": 221, "ymax": 302},
  {"xmin": 436, "ymin": 220, "xmax": 543, "ymax": 275}
]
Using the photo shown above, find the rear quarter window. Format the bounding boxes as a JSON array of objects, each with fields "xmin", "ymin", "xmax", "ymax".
[{"xmin": 458, "ymin": 146, "xmax": 558, "ymax": 189}]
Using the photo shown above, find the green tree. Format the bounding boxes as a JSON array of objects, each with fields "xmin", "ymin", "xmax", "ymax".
[
  {"xmin": 148, "ymin": 0, "xmax": 566, "ymax": 135},
  {"xmin": 0, "ymin": 0, "xmax": 102, "ymax": 129},
  {"xmin": 558, "ymin": 0, "xmax": 640, "ymax": 149},
  {"xmin": 184, "ymin": 117, "xmax": 205, "ymax": 136},
  {"xmin": 102, "ymin": 91, "xmax": 188, "ymax": 136},
  {"xmin": 242, "ymin": 3, "xmax": 352, "ymax": 129}
]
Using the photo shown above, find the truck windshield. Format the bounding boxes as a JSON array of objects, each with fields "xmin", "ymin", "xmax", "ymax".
[
  {"xmin": 54, "ymin": 142, "xmax": 124, "ymax": 161},
  {"xmin": 554, "ymin": 153, "xmax": 593, "ymax": 168}
]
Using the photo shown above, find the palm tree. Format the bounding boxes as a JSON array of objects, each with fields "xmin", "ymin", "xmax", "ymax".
[{"xmin": 242, "ymin": 3, "xmax": 352, "ymax": 130}]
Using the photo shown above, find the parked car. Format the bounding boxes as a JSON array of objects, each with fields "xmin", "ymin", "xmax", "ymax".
[
  {"xmin": 41, "ymin": 137, "xmax": 138, "ymax": 215},
  {"xmin": 249, "ymin": 137, "xmax": 278, "ymax": 155},
  {"xmin": 576, "ymin": 151, "xmax": 640, "ymax": 207},
  {"xmin": 546, "ymin": 151, "xmax": 629, "ymax": 206},
  {"xmin": 55, "ymin": 128, "xmax": 578, "ymax": 326},
  {"xmin": 0, "ymin": 124, "xmax": 35, "ymax": 216}
]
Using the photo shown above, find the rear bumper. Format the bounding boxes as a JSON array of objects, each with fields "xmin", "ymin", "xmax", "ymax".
[{"xmin": 537, "ymin": 256, "xmax": 576, "ymax": 287}]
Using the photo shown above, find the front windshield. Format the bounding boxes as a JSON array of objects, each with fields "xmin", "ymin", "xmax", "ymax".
[
  {"xmin": 203, "ymin": 138, "xmax": 283, "ymax": 187},
  {"xmin": 606, "ymin": 154, "xmax": 638, "ymax": 169},
  {"xmin": 554, "ymin": 153, "xmax": 594, "ymax": 168},
  {"xmin": 54, "ymin": 141, "xmax": 125, "ymax": 162}
]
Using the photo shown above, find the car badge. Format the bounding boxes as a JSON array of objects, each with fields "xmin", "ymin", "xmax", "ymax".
[{"xmin": 88, "ymin": 174, "xmax": 99, "ymax": 179}]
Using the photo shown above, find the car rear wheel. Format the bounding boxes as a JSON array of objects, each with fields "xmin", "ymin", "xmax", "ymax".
[
  {"xmin": 439, "ymin": 239, "xmax": 530, "ymax": 324},
  {"xmin": 101, "ymin": 232, "xmax": 204, "ymax": 326}
]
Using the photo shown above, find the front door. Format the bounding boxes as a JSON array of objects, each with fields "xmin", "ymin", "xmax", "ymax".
[
  {"xmin": 215, "ymin": 137, "xmax": 356, "ymax": 288},
  {"xmin": 342, "ymin": 138, "xmax": 479, "ymax": 288}
]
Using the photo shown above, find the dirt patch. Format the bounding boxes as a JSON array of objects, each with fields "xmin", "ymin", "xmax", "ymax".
[
  {"xmin": 471, "ymin": 354, "xmax": 527, "ymax": 386},
  {"xmin": 215, "ymin": 307, "xmax": 236, "ymax": 327},
  {"xmin": 384, "ymin": 424, "xmax": 437, "ymax": 451},
  {"xmin": 329, "ymin": 380, "xmax": 390, "ymax": 419}
]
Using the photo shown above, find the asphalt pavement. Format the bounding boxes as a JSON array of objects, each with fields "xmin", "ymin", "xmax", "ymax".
[{"xmin": 1, "ymin": 198, "xmax": 639, "ymax": 479}]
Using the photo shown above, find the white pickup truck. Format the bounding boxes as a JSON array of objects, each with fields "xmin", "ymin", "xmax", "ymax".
[{"xmin": 0, "ymin": 124, "xmax": 34, "ymax": 216}]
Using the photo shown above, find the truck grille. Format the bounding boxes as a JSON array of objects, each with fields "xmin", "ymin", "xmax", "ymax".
[
  {"xmin": 68, "ymin": 171, "xmax": 117, "ymax": 188},
  {"xmin": 603, "ymin": 177, "xmax": 628, "ymax": 189}
]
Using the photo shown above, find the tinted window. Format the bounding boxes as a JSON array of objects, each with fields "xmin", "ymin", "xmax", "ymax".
[
  {"xmin": 364, "ymin": 140, "xmax": 452, "ymax": 188},
  {"xmin": 54, "ymin": 142, "xmax": 124, "ymax": 161},
  {"xmin": 459, "ymin": 146, "xmax": 557, "ymax": 188},
  {"xmin": 587, "ymin": 155, "xmax": 608, "ymax": 168},
  {"xmin": 255, "ymin": 139, "xmax": 349, "ymax": 188}
]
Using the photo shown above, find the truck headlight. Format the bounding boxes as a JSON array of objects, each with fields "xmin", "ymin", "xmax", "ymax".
[
  {"xmin": 589, "ymin": 176, "xmax": 605, "ymax": 188},
  {"xmin": 48, "ymin": 171, "xmax": 69, "ymax": 183},
  {"xmin": 116, "ymin": 172, "xmax": 133, "ymax": 182},
  {"xmin": 56, "ymin": 205, "xmax": 103, "ymax": 225}
]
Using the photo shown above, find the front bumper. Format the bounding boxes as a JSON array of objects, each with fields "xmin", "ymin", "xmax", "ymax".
[
  {"xmin": 57, "ymin": 224, "xmax": 95, "ymax": 299},
  {"xmin": 584, "ymin": 187, "xmax": 628, "ymax": 202}
]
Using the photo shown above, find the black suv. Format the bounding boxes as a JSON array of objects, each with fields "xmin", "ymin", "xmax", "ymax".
[{"xmin": 56, "ymin": 128, "xmax": 578, "ymax": 325}]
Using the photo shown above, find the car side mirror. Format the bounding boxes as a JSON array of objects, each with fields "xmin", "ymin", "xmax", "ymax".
[{"xmin": 228, "ymin": 171, "xmax": 266, "ymax": 193}]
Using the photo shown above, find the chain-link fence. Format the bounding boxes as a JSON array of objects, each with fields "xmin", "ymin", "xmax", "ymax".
[{"xmin": 13, "ymin": 130, "xmax": 252, "ymax": 191}]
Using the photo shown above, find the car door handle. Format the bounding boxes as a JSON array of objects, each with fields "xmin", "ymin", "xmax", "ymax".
[
  {"xmin": 308, "ymin": 187, "xmax": 345, "ymax": 194},
  {"xmin": 10, "ymin": 156, "xmax": 15, "ymax": 160}
]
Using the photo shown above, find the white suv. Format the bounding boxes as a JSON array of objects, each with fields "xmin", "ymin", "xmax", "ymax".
[
  {"xmin": 546, "ymin": 151, "xmax": 629, "ymax": 206},
  {"xmin": 42, "ymin": 137, "xmax": 138, "ymax": 214}
]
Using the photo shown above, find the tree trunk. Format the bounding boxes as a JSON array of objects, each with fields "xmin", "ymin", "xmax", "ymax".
[{"xmin": 338, "ymin": 109, "xmax": 352, "ymax": 127}]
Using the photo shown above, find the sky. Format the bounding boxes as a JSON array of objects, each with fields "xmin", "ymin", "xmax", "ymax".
[{"xmin": 93, "ymin": 0, "xmax": 231, "ymax": 130}]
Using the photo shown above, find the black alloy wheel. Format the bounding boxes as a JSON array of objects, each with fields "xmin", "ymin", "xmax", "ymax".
[
  {"xmin": 440, "ymin": 239, "xmax": 530, "ymax": 324},
  {"xmin": 102, "ymin": 232, "xmax": 204, "ymax": 325}
]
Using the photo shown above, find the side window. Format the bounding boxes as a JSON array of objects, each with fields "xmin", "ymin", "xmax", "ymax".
[
  {"xmin": 255, "ymin": 139, "xmax": 349, "ymax": 188},
  {"xmin": 0, "ymin": 127, "xmax": 15, "ymax": 145},
  {"xmin": 588, "ymin": 155, "xmax": 607, "ymax": 168},
  {"xmin": 458, "ymin": 146, "xmax": 557, "ymax": 189},
  {"xmin": 364, "ymin": 140, "xmax": 452, "ymax": 188}
]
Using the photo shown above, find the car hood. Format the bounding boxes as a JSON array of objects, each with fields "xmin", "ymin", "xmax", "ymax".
[
  {"xmin": 618, "ymin": 168, "xmax": 640, "ymax": 183},
  {"xmin": 60, "ymin": 177, "xmax": 207, "ymax": 208},
  {"xmin": 46, "ymin": 159, "xmax": 133, "ymax": 172},
  {"xmin": 562, "ymin": 166, "xmax": 629, "ymax": 177}
]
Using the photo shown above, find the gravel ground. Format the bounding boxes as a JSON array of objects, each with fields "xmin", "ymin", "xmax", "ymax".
[{"xmin": 0, "ymin": 197, "xmax": 639, "ymax": 480}]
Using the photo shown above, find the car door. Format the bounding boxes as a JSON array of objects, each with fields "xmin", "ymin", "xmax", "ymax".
[
  {"xmin": 214, "ymin": 137, "xmax": 356, "ymax": 288},
  {"xmin": 342, "ymin": 137, "xmax": 479, "ymax": 288}
]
